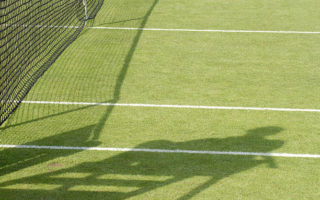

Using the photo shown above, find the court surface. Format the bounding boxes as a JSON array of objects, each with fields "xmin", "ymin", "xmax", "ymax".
[{"xmin": 1, "ymin": 0, "xmax": 320, "ymax": 199}]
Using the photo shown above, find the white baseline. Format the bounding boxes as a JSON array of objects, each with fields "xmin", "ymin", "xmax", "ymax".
[
  {"xmin": 0, "ymin": 144, "xmax": 319, "ymax": 158},
  {"xmin": 89, "ymin": 27, "xmax": 320, "ymax": 34},
  {"xmin": 21, "ymin": 100, "xmax": 320, "ymax": 113}
]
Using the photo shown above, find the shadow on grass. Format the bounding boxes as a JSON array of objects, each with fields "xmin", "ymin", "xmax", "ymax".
[
  {"xmin": 96, "ymin": 17, "xmax": 145, "ymax": 26},
  {"xmin": 91, "ymin": 0, "xmax": 159, "ymax": 140},
  {"xmin": 0, "ymin": 126, "xmax": 284, "ymax": 199},
  {"xmin": 0, "ymin": 0, "xmax": 159, "ymax": 189},
  {"xmin": 1, "ymin": 0, "xmax": 158, "ymax": 137},
  {"xmin": 0, "ymin": 0, "xmax": 285, "ymax": 199}
]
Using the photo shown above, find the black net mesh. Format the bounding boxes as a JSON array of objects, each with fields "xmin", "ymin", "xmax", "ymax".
[{"xmin": 0, "ymin": 0, "xmax": 103, "ymax": 125}]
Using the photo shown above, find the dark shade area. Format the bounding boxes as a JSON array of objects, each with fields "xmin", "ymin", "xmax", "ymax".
[{"xmin": 0, "ymin": 126, "xmax": 284, "ymax": 199}]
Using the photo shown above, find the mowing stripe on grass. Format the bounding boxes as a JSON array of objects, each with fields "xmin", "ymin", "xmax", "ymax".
[
  {"xmin": 1, "ymin": 144, "xmax": 319, "ymax": 158},
  {"xmin": 21, "ymin": 101, "xmax": 320, "ymax": 113},
  {"xmin": 89, "ymin": 27, "xmax": 320, "ymax": 34}
]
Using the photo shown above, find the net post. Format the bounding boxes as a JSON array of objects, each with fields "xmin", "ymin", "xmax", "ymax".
[{"xmin": 83, "ymin": 0, "xmax": 88, "ymax": 23}]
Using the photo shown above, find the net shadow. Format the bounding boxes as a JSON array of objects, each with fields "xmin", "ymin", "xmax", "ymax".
[{"xmin": 1, "ymin": 0, "xmax": 158, "ymax": 140}]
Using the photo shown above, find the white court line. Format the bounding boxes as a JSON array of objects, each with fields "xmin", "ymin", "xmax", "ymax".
[
  {"xmin": 0, "ymin": 144, "xmax": 319, "ymax": 158},
  {"xmin": 21, "ymin": 100, "xmax": 320, "ymax": 113},
  {"xmin": 88, "ymin": 26, "xmax": 320, "ymax": 34},
  {"xmin": 4, "ymin": 24, "xmax": 320, "ymax": 34}
]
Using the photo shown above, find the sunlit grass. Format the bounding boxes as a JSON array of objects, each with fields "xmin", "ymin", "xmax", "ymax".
[{"xmin": 1, "ymin": 0, "xmax": 320, "ymax": 199}]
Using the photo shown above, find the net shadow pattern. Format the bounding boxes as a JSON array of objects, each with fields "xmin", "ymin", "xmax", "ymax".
[{"xmin": 0, "ymin": 0, "xmax": 103, "ymax": 126}]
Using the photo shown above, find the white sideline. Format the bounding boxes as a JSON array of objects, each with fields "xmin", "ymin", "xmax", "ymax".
[
  {"xmin": 5, "ymin": 24, "xmax": 320, "ymax": 34},
  {"xmin": 21, "ymin": 100, "xmax": 320, "ymax": 113},
  {"xmin": 3, "ymin": 24, "xmax": 320, "ymax": 34},
  {"xmin": 88, "ymin": 27, "xmax": 320, "ymax": 34},
  {"xmin": 0, "ymin": 144, "xmax": 319, "ymax": 158}
]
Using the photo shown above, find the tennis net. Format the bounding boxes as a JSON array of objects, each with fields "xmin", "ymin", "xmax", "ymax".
[{"xmin": 0, "ymin": 0, "xmax": 103, "ymax": 125}]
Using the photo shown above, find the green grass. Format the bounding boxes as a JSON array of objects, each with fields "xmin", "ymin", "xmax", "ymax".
[{"xmin": 1, "ymin": 0, "xmax": 320, "ymax": 199}]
